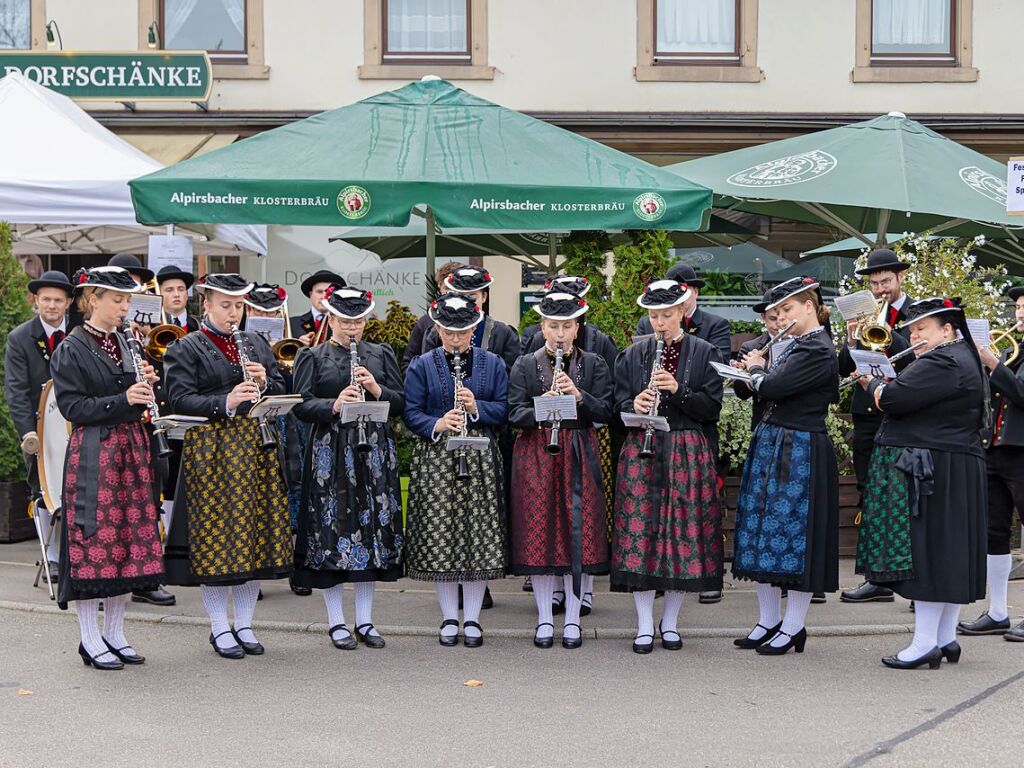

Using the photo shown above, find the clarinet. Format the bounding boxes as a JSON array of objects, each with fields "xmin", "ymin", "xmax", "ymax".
[
  {"xmin": 122, "ymin": 319, "xmax": 173, "ymax": 459},
  {"xmin": 546, "ymin": 342, "xmax": 565, "ymax": 456},
  {"xmin": 350, "ymin": 335, "xmax": 371, "ymax": 453},
  {"xmin": 453, "ymin": 348, "xmax": 471, "ymax": 480},
  {"xmin": 638, "ymin": 334, "xmax": 665, "ymax": 459},
  {"xmin": 229, "ymin": 323, "xmax": 277, "ymax": 451}
]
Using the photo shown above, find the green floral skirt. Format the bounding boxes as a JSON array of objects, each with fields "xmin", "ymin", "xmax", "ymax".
[{"xmin": 855, "ymin": 445, "xmax": 914, "ymax": 582}]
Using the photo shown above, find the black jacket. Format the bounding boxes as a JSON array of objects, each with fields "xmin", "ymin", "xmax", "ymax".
[
  {"xmin": 837, "ymin": 302, "xmax": 913, "ymax": 418},
  {"xmin": 508, "ymin": 348, "xmax": 612, "ymax": 431},
  {"xmin": 635, "ymin": 306, "xmax": 731, "ymax": 363},
  {"xmin": 289, "ymin": 311, "xmax": 331, "ymax": 342},
  {"xmin": 733, "ymin": 333, "xmax": 769, "ymax": 429},
  {"xmin": 4, "ymin": 316, "xmax": 60, "ymax": 439},
  {"xmin": 292, "ymin": 340, "xmax": 404, "ymax": 426},
  {"xmin": 983, "ymin": 347, "xmax": 1024, "ymax": 449},
  {"xmin": 420, "ymin": 315, "xmax": 522, "ymax": 373},
  {"xmin": 872, "ymin": 340, "xmax": 985, "ymax": 458},
  {"xmin": 748, "ymin": 329, "xmax": 839, "ymax": 433},
  {"xmin": 521, "ymin": 321, "xmax": 618, "ymax": 378}
]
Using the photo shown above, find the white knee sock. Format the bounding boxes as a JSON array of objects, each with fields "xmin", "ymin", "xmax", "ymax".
[
  {"xmin": 460, "ymin": 580, "xmax": 487, "ymax": 638},
  {"xmin": 532, "ymin": 575, "xmax": 556, "ymax": 640},
  {"xmin": 898, "ymin": 599, "xmax": 943, "ymax": 661},
  {"xmin": 201, "ymin": 585, "xmax": 233, "ymax": 650},
  {"xmin": 77, "ymin": 599, "xmax": 112, "ymax": 660},
  {"xmin": 633, "ymin": 590, "xmax": 656, "ymax": 640},
  {"xmin": 436, "ymin": 582, "xmax": 460, "ymax": 639},
  {"xmin": 766, "ymin": 590, "xmax": 812, "ymax": 648},
  {"xmin": 661, "ymin": 591, "xmax": 685, "ymax": 635},
  {"xmin": 938, "ymin": 603, "xmax": 961, "ymax": 647},
  {"xmin": 563, "ymin": 575, "xmax": 582, "ymax": 640},
  {"xmin": 232, "ymin": 581, "xmax": 261, "ymax": 643},
  {"xmin": 987, "ymin": 554, "xmax": 1012, "ymax": 622},
  {"xmin": 582, "ymin": 573, "xmax": 595, "ymax": 611},
  {"xmin": 323, "ymin": 584, "xmax": 351, "ymax": 640},
  {"xmin": 354, "ymin": 582, "xmax": 379, "ymax": 638},
  {"xmin": 101, "ymin": 593, "xmax": 132, "ymax": 651},
  {"xmin": 749, "ymin": 583, "xmax": 782, "ymax": 641}
]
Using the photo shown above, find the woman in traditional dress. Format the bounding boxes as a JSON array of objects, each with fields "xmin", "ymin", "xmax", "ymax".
[
  {"xmin": 404, "ymin": 293, "xmax": 509, "ymax": 648},
  {"xmin": 612, "ymin": 279, "xmax": 724, "ymax": 654},
  {"xmin": 856, "ymin": 298, "xmax": 988, "ymax": 668},
  {"xmin": 51, "ymin": 266, "xmax": 166, "ymax": 670},
  {"xmin": 163, "ymin": 274, "xmax": 292, "ymax": 659},
  {"xmin": 733, "ymin": 276, "xmax": 840, "ymax": 656},
  {"xmin": 292, "ymin": 286, "xmax": 404, "ymax": 650},
  {"xmin": 508, "ymin": 290, "xmax": 612, "ymax": 649}
]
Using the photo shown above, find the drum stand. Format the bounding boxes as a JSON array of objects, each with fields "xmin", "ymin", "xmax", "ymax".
[{"xmin": 30, "ymin": 496, "xmax": 59, "ymax": 601}]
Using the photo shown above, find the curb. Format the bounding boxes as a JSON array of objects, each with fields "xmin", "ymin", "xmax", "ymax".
[{"xmin": 0, "ymin": 599, "xmax": 913, "ymax": 640}]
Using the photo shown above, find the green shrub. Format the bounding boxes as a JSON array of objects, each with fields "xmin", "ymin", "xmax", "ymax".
[{"xmin": 0, "ymin": 222, "xmax": 35, "ymax": 482}]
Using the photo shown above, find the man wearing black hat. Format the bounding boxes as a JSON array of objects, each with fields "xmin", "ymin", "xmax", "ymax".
[
  {"xmin": 635, "ymin": 263, "xmax": 731, "ymax": 363},
  {"xmin": 156, "ymin": 265, "xmax": 198, "ymax": 332},
  {"xmin": 4, "ymin": 271, "xmax": 73, "ymax": 579},
  {"xmin": 290, "ymin": 270, "xmax": 346, "ymax": 345},
  {"xmin": 107, "ymin": 252, "xmax": 155, "ymax": 284},
  {"xmin": 839, "ymin": 249, "xmax": 914, "ymax": 604}
]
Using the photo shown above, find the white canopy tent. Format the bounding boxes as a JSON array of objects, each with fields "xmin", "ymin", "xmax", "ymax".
[{"xmin": 0, "ymin": 71, "xmax": 266, "ymax": 257}]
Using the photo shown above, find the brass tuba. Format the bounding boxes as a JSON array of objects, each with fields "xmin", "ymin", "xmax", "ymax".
[
  {"xmin": 990, "ymin": 327, "xmax": 1020, "ymax": 366},
  {"xmin": 144, "ymin": 322, "xmax": 186, "ymax": 361}
]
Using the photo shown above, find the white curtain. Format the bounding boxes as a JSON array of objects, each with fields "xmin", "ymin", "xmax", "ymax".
[
  {"xmin": 0, "ymin": 0, "xmax": 30, "ymax": 50},
  {"xmin": 387, "ymin": 0, "xmax": 468, "ymax": 54},
  {"xmin": 872, "ymin": 0, "xmax": 951, "ymax": 54},
  {"xmin": 165, "ymin": 0, "xmax": 245, "ymax": 51},
  {"xmin": 657, "ymin": 0, "xmax": 736, "ymax": 54}
]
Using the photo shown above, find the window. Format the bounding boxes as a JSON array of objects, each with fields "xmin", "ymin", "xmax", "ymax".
[
  {"xmin": 871, "ymin": 0, "xmax": 954, "ymax": 63},
  {"xmin": 655, "ymin": 0, "xmax": 740, "ymax": 63},
  {"xmin": 161, "ymin": 0, "xmax": 246, "ymax": 60},
  {"xmin": 383, "ymin": 0, "xmax": 470, "ymax": 63},
  {"xmin": 0, "ymin": 0, "xmax": 31, "ymax": 49}
]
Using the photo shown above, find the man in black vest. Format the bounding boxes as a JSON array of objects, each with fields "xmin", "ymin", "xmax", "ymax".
[
  {"xmin": 840, "ymin": 249, "xmax": 914, "ymax": 603},
  {"xmin": 290, "ymin": 269, "xmax": 346, "ymax": 345},
  {"xmin": 4, "ymin": 271, "xmax": 72, "ymax": 580}
]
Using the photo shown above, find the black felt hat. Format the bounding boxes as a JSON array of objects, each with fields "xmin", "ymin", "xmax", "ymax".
[
  {"xmin": 107, "ymin": 252, "xmax": 154, "ymax": 282},
  {"xmin": 428, "ymin": 292, "xmax": 483, "ymax": 331},
  {"xmin": 763, "ymin": 276, "xmax": 822, "ymax": 312},
  {"xmin": 666, "ymin": 262, "xmax": 706, "ymax": 289},
  {"xmin": 855, "ymin": 248, "xmax": 911, "ymax": 276},
  {"xmin": 444, "ymin": 265, "xmax": 493, "ymax": 294},
  {"xmin": 752, "ymin": 287, "xmax": 774, "ymax": 315},
  {"xmin": 544, "ymin": 275, "xmax": 590, "ymax": 298},
  {"xmin": 155, "ymin": 264, "xmax": 195, "ymax": 289},
  {"xmin": 195, "ymin": 273, "xmax": 255, "ymax": 297},
  {"xmin": 245, "ymin": 283, "xmax": 287, "ymax": 312},
  {"xmin": 1007, "ymin": 285, "xmax": 1024, "ymax": 301},
  {"xmin": 323, "ymin": 285, "xmax": 375, "ymax": 319},
  {"xmin": 536, "ymin": 290, "xmax": 589, "ymax": 320},
  {"xmin": 28, "ymin": 270, "xmax": 73, "ymax": 296},
  {"xmin": 637, "ymin": 279, "xmax": 692, "ymax": 310},
  {"xmin": 72, "ymin": 266, "xmax": 142, "ymax": 294},
  {"xmin": 300, "ymin": 270, "xmax": 347, "ymax": 297},
  {"xmin": 898, "ymin": 297, "xmax": 964, "ymax": 329}
]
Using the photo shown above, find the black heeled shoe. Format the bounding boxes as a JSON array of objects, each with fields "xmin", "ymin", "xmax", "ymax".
[
  {"xmin": 232, "ymin": 626, "xmax": 265, "ymax": 656},
  {"xmin": 328, "ymin": 623, "xmax": 357, "ymax": 650},
  {"xmin": 580, "ymin": 592, "xmax": 594, "ymax": 617},
  {"xmin": 733, "ymin": 621, "xmax": 782, "ymax": 650},
  {"xmin": 756, "ymin": 627, "xmax": 807, "ymax": 656},
  {"xmin": 209, "ymin": 631, "xmax": 245, "ymax": 659},
  {"xmin": 632, "ymin": 634, "xmax": 654, "ymax": 655},
  {"xmin": 552, "ymin": 590, "xmax": 566, "ymax": 616},
  {"xmin": 103, "ymin": 638, "xmax": 144, "ymax": 665},
  {"xmin": 482, "ymin": 587, "xmax": 494, "ymax": 610},
  {"xmin": 659, "ymin": 622, "xmax": 682, "ymax": 651},
  {"xmin": 940, "ymin": 641, "xmax": 961, "ymax": 664},
  {"xmin": 882, "ymin": 646, "xmax": 943, "ymax": 670},
  {"xmin": 438, "ymin": 619, "xmax": 460, "ymax": 647},
  {"xmin": 534, "ymin": 622, "xmax": 554, "ymax": 649},
  {"xmin": 78, "ymin": 643, "xmax": 124, "ymax": 670},
  {"xmin": 355, "ymin": 623, "xmax": 386, "ymax": 649},
  {"xmin": 463, "ymin": 620, "xmax": 484, "ymax": 648},
  {"xmin": 562, "ymin": 623, "xmax": 583, "ymax": 650}
]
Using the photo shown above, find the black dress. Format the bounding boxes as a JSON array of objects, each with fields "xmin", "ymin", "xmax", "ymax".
[
  {"xmin": 291, "ymin": 340, "xmax": 405, "ymax": 587},
  {"xmin": 857, "ymin": 340, "xmax": 988, "ymax": 604}
]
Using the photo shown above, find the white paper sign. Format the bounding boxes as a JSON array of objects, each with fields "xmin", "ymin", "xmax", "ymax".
[
  {"xmin": 1007, "ymin": 158, "xmax": 1024, "ymax": 215},
  {"xmin": 711, "ymin": 361, "xmax": 752, "ymax": 383},
  {"xmin": 533, "ymin": 394, "xmax": 578, "ymax": 423},
  {"xmin": 850, "ymin": 349, "xmax": 896, "ymax": 379},
  {"xmin": 128, "ymin": 293, "xmax": 164, "ymax": 326},
  {"xmin": 147, "ymin": 235, "xmax": 194, "ymax": 278},
  {"xmin": 966, "ymin": 318, "xmax": 991, "ymax": 349},
  {"xmin": 834, "ymin": 290, "xmax": 879, "ymax": 321},
  {"xmin": 246, "ymin": 316, "xmax": 285, "ymax": 344}
]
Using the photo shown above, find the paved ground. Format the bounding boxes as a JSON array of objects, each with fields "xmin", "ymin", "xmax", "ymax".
[{"xmin": 1, "ymin": 541, "xmax": 1023, "ymax": 767}]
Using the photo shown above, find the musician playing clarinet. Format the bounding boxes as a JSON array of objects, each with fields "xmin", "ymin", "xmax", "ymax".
[
  {"xmin": 403, "ymin": 293, "xmax": 508, "ymax": 649},
  {"xmin": 612, "ymin": 279, "xmax": 724, "ymax": 655},
  {"xmin": 508, "ymin": 290, "xmax": 613, "ymax": 650}
]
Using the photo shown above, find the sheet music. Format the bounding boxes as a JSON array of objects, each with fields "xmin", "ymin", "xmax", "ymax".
[
  {"xmin": 533, "ymin": 394, "xmax": 578, "ymax": 423},
  {"xmin": 621, "ymin": 412, "xmax": 671, "ymax": 432},
  {"xmin": 249, "ymin": 394, "xmax": 302, "ymax": 419},
  {"xmin": 710, "ymin": 361, "xmax": 752, "ymax": 383},
  {"xmin": 834, "ymin": 291, "xmax": 879, "ymax": 321},
  {"xmin": 246, "ymin": 316, "xmax": 285, "ymax": 344},
  {"xmin": 849, "ymin": 349, "xmax": 896, "ymax": 379},
  {"xmin": 128, "ymin": 293, "xmax": 164, "ymax": 326},
  {"xmin": 340, "ymin": 401, "xmax": 390, "ymax": 424},
  {"xmin": 966, "ymin": 318, "xmax": 991, "ymax": 349}
]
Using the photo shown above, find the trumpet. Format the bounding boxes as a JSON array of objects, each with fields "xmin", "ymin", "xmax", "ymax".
[
  {"xmin": 839, "ymin": 340, "xmax": 926, "ymax": 391},
  {"xmin": 639, "ymin": 334, "xmax": 665, "ymax": 459},
  {"xmin": 853, "ymin": 300, "xmax": 893, "ymax": 353},
  {"xmin": 989, "ymin": 327, "xmax": 1021, "ymax": 366},
  {"xmin": 546, "ymin": 342, "xmax": 565, "ymax": 456},
  {"xmin": 350, "ymin": 335, "xmax": 371, "ymax": 454},
  {"xmin": 758, "ymin": 320, "xmax": 798, "ymax": 355},
  {"xmin": 122, "ymin": 319, "xmax": 173, "ymax": 459},
  {"xmin": 230, "ymin": 323, "xmax": 277, "ymax": 451},
  {"xmin": 452, "ymin": 348, "xmax": 470, "ymax": 480}
]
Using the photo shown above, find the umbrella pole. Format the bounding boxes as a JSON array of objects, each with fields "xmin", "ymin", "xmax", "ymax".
[
  {"xmin": 425, "ymin": 206, "xmax": 436, "ymax": 302},
  {"xmin": 547, "ymin": 233, "xmax": 557, "ymax": 274},
  {"xmin": 795, "ymin": 201, "xmax": 874, "ymax": 248}
]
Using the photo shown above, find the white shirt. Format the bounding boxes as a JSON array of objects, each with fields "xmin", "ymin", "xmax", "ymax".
[
  {"xmin": 41, "ymin": 319, "xmax": 66, "ymax": 338},
  {"xmin": 169, "ymin": 312, "xmax": 188, "ymax": 327}
]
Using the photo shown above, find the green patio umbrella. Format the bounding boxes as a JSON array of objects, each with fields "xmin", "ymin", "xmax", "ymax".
[
  {"xmin": 666, "ymin": 112, "xmax": 1024, "ymax": 248},
  {"xmin": 762, "ymin": 256, "xmax": 857, "ymax": 290},
  {"xmin": 800, "ymin": 232, "xmax": 1024, "ymax": 272},
  {"xmin": 130, "ymin": 78, "xmax": 712, "ymax": 293}
]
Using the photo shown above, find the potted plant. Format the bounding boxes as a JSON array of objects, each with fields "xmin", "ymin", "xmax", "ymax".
[{"xmin": 0, "ymin": 221, "xmax": 36, "ymax": 542}]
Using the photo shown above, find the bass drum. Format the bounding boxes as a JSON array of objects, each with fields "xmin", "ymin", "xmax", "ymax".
[{"xmin": 36, "ymin": 380, "xmax": 70, "ymax": 512}]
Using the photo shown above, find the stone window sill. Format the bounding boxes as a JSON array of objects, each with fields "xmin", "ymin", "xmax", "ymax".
[
  {"xmin": 852, "ymin": 66, "xmax": 978, "ymax": 83},
  {"xmin": 358, "ymin": 64, "xmax": 495, "ymax": 81},
  {"xmin": 635, "ymin": 64, "xmax": 763, "ymax": 83},
  {"xmin": 213, "ymin": 63, "xmax": 271, "ymax": 80}
]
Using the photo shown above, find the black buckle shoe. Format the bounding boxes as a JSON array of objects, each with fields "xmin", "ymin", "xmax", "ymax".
[
  {"xmin": 698, "ymin": 590, "xmax": 722, "ymax": 605},
  {"xmin": 131, "ymin": 588, "xmax": 176, "ymax": 606},
  {"xmin": 659, "ymin": 621, "xmax": 682, "ymax": 651},
  {"xmin": 103, "ymin": 638, "xmax": 145, "ymax": 664},
  {"xmin": 463, "ymin": 620, "xmax": 484, "ymax": 648},
  {"xmin": 438, "ymin": 619, "xmax": 460, "ymax": 647},
  {"xmin": 231, "ymin": 626, "xmax": 265, "ymax": 655},
  {"xmin": 580, "ymin": 592, "xmax": 593, "ymax": 617},
  {"xmin": 755, "ymin": 627, "xmax": 807, "ymax": 656},
  {"xmin": 1005, "ymin": 620, "xmax": 1024, "ymax": 642},
  {"xmin": 534, "ymin": 622, "xmax": 554, "ymax": 649},
  {"xmin": 958, "ymin": 611, "xmax": 1010, "ymax": 636},
  {"xmin": 734, "ymin": 621, "xmax": 782, "ymax": 650},
  {"xmin": 482, "ymin": 587, "xmax": 494, "ymax": 610},
  {"xmin": 811, "ymin": 592, "xmax": 827, "ymax": 604},
  {"xmin": 355, "ymin": 623, "xmax": 385, "ymax": 649},
  {"xmin": 881, "ymin": 646, "xmax": 942, "ymax": 670},
  {"xmin": 840, "ymin": 581, "xmax": 895, "ymax": 603},
  {"xmin": 562, "ymin": 623, "xmax": 583, "ymax": 650},
  {"xmin": 632, "ymin": 634, "xmax": 654, "ymax": 655},
  {"xmin": 208, "ymin": 631, "xmax": 244, "ymax": 659},
  {"xmin": 289, "ymin": 577, "xmax": 312, "ymax": 597},
  {"xmin": 329, "ymin": 623, "xmax": 357, "ymax": 650},
  {"xmin": 522, "ymin": 576, "xmax": 534, "ymax": 593},
  {"xmin": 552, "ymin": 590, "xmax": 565, "ymax": 616},
  {"xmin": 78, "ymin": 643, "xmax": 124, "ymax": 670}
]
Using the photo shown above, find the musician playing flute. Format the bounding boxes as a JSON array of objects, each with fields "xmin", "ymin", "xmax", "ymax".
[
  {"xmin": 612, "ymin": 279, "xmax": 724, "ymax": 655},
  {"xmin": 403, "ymin": 293, "xmax": 509, "ymax": 648},
  {"xmin": 50, "ymin": 267, "xmax": 165, "ymax": 670},
  {"xmin": 733, "ymin": 277, "xmax": 840, "ymax": 657},
  {"xmin": 162, "ymin": 274, "xmax": 292, "ymax": 660},
  {"xmin": 292, "ymin": 287, "xmax": 404, "ymax": 651},
  {"xmin": 508, "ymin": 290, "xmax": 613, "ymax": 650}
]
